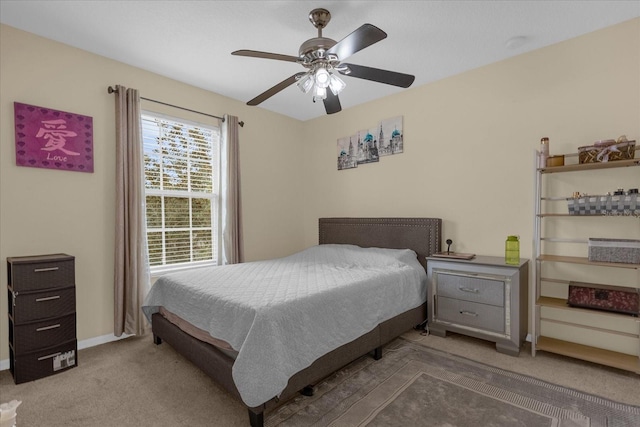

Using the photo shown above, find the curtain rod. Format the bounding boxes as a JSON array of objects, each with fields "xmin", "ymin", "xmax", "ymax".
[{"xmin": 107, "ymin": 86, "xmax": 244, "ymax": 127}]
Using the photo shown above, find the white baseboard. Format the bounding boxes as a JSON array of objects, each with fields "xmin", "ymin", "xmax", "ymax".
[{"xmin": 0, "ymin": 332, "xmax": 132, "ymax": 372}]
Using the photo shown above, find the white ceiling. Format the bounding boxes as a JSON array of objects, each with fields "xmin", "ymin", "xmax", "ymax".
[{"xmin": 1, "ymin": 1, "xmax": 639, "ymax": 121}]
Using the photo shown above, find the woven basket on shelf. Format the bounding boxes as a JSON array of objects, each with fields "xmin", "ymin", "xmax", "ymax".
[{"xmin": 578, "ymin": 140, "xmax": 635, "ymax": 164}]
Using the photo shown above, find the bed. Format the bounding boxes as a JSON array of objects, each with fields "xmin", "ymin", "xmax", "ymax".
[{"xmin": 144, "ymin": 217, "xmax": 441, "ymax": 427}]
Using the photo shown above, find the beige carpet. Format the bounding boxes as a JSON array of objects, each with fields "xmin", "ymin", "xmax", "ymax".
[
  {"xmin": 0, "ymin": 330, "xmax": 638, "ymax": 426},
  {"xmin": 266, "ymin": 335, "xmax": 639, "ymax": 426}
]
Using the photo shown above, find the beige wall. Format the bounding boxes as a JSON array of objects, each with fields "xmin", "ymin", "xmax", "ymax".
[
  {"xmin": 0, "ymin": 24, "xmax": 305, "ymax": 360},
  {"xmin": 301, "ymin": 18, "xmax": 640, "ymax": 354},
  {"xmin": 302, "ymin": 18, "xmax": 639, "ymax": 252},
  {"xmin": 1, "ymin": 18, "xmax": 639, "ymax": 362}
]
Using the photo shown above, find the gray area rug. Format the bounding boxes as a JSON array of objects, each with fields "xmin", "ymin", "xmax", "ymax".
[{"xmin": 267, "ymin": 337, "xmax": 640, "ymax": 427}]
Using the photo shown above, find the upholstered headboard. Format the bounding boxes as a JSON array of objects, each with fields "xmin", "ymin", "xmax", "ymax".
[{"xmin": 318, "ymin": 217, "xmax": 442, "ymax": 269}]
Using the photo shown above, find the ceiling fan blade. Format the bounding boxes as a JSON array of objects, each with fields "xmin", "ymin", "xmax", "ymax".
[
  {"xmin": 326, "ymin": 24, "xmax": 387, "ymax": 61},
  {"xmin": 247, "ymin": 73, "xmax": 306, "ymax": 106},
  {"xmin": 232, "ymin": 49, "xmax": 300, "ymax": 63},
  {"xmin": 339, "ymin": 63, "xmax": 415, "ymax": 88},
  {"xmin": 323, "ymin": 91, "xmax": 342, "ymax": 115}
]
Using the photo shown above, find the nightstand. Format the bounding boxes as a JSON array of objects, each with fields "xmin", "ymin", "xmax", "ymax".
[{"xmin": 426, "ymin": 255, "xmax": 529, "ymax": 356}]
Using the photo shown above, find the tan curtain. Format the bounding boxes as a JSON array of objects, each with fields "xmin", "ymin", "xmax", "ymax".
[
  {"xmin": 114, "ymin": 85, "xmax": 150, "ymax": 336},
  {"xmin": 220, "ymin": 115, "xmax": 244, "ymax": 264}
]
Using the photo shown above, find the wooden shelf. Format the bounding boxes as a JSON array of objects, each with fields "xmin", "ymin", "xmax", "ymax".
[
  {"xmin": 536, "ymin": 336, "xmax": 640, "ymax": 373},
  {"xmin": 537, "ymin": 254, "xmax": 640, "ymax": 269},
  {"xmin": 538, "ymin": 156, "xmax": 639, "ymax": 174},
  {"xmin": 537, "ymin": 296, "xmax": 570, "ymax": 309},
  {"xmin": 537, "ymin": 296, "xmax": 638, "ymax": 320}
]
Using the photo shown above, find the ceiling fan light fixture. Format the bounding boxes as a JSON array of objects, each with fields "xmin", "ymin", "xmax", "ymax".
[
  {"xmin": 313, "ymin": 85, "xmax": 327, "ymax": 102},
  {"xmin": 314, "ymin": 67, "xmax": 331, "ymax": 88},
  {"xmin": 297, "ymin": 72, "xmax": 314, "ymax": 94},
  {"xmin": 328, "ymin": 73, "xmax": 346, "ymax": 96}
]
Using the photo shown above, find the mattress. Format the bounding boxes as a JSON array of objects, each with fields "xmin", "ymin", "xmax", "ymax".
[{"xmin": 142, "ymin": 244, "xmax": 427, "ymax": 407}]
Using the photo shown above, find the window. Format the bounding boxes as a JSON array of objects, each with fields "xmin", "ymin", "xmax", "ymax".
[{"xmin": 142, "ymin": 112, "xmax": 220, "ymax": 272}]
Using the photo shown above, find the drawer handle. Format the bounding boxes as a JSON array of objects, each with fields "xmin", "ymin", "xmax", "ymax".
[
  {"xmin": 459, "ymin": 310, "xmax": 478, "ymax": 317},
  {"xmin": 34, "ymin": 267, "xmax": 59, "ymax": 273},
  {"xmin": 36, "ymin": 324, "xmax": 61, "ymax": 332},
  {"xmin": 459, "ymin": 287, "xmax": 479, "ymax": 293},
  {"xmin": 38, "ymin": 352, "xmax": 61, "ymax": 361},
  {"xmin": 35, "ymin": 295, "xmax": 61, "ymax": 302}
]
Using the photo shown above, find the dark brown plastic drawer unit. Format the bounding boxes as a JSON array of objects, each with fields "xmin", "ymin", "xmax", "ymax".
[{"xmin": 7, "ymin": 254, "xmax": 77, "ymax": 383}]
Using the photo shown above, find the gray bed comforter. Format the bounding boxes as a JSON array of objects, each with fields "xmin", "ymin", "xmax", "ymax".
[{"xmin": 142, "ymin": 244, "xmax": 427, "ymax": 407}]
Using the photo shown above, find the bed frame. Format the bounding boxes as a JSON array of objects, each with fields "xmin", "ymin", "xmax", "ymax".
[{"xmin": 151, "ymin": 217, "xmax": 441, "ymax": 427}]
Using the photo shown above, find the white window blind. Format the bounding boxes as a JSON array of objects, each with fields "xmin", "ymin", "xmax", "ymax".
[{"xmin": 142, "ymin": 112, "xmax": 220, "ymax": 272}]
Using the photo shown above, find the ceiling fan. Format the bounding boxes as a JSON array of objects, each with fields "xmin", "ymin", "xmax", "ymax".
[{"xmin": 232, "ymin": 8, "xmax": 415, "ymax": 115}]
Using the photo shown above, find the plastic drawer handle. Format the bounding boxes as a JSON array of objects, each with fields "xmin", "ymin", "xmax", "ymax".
[
  {"xmin": 35, "ymin": 295, "xmax": 61, "ymax": 302},
  {"xmin": 36, "ymin": 324, "xmax": 61, "ymax": 332},
  {"xmin": 459, "ymin": 287, "xmax": 479, "ymax": 293},
  {"xmin": 459, "ymin": 311, "xmax": 478, "ymax": 317},
  {"xmin": 34, "ymin": 267, "xmax": 59, "ymax": 273},
  {"xmin": 38, "ymin": 352, "xmax": 61, "ymax": 361}
]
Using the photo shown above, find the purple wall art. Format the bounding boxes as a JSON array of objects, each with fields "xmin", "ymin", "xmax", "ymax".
[{"xmin": 14, "ymin": 102, "xmax": 94, "ymax": 173}]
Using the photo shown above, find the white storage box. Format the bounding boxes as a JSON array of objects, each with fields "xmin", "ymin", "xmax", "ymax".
[{"xmin": 588, "ymin": 238, "xmax": 640, "ymax": 264}]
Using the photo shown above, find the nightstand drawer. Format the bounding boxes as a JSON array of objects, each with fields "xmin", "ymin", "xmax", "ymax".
[
  {"xmin": 436, "ymin": 271, "xmax": 504, "ymax": 306},
  {"xmin": 8, "ymin": 255, "xmax": 75, "ymax": 292},
  {"xmin": 10, "ymin": 313, "xmax": 76, "ymax": 354},
  {"xmin": 436, "ymin": 297, "xmax": 505, "ymax": 334},
  {"xmin": 9, "ymin": 286, "xmax": 76, "ymax": 323}
]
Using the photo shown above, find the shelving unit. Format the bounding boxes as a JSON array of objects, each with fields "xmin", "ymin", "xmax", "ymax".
[{"xmin": 532, "ymin": 149, "xmax": 640, "ymax": 373}]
